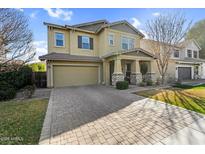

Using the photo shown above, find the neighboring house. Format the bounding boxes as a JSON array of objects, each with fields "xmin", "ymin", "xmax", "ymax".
[
  {"xmin": 39, "ymin": 19, "xmax": 204, "ymax": 88},
  {"xmin": 141, "ymin": 39, "xmax": 205, "ymax": 81}
]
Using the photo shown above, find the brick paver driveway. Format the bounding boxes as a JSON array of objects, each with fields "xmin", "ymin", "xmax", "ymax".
[{"xmin": 39, "ymin": 85, "xmax": 205, "ymax": 145}]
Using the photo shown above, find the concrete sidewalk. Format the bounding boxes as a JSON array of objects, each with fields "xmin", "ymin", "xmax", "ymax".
[{"xmin": 156, "ymin": 117, "xmax": 205, "ymax": 145}]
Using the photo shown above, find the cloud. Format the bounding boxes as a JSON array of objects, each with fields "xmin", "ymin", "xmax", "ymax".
[
  {"xmin": 130, "ymin": 17, "xmax": 141, "ymax": 28},
  {"xmin": 44, "ymin": 8, "xmax": 73, "ymax": 21},
  {"xmin": 15, "ymin": 8, "xmax": 24, "ymax": 12},
  {"xmin": 33, "ymin": 41, "xmax": 47, "ymax": 62},
  {"xmin": 152, "ymin": 12, "xmax": 160, "ymax": 17},
  {"xmin": 30, "ymin": 12, "xmax": 37, "ymax": 19}
]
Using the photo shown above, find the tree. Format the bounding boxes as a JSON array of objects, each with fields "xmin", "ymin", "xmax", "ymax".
[
  {"xmin": 145, "ymin": 12, "xmax": 191, "ymax": 84},
  {"xmin": 0, "ymin": 9, "xmax": 35, "ymax": 72},
  {"xmin": 139, "ymin": 62, "xmax": 148, "ymax": 82},
  {"xmin": 29, "ymin": 62, "xmax": 46, "ymax": 72},
  {"xmin": 186, "ymin": 19, "xmax": 205, "ymax": 59}
]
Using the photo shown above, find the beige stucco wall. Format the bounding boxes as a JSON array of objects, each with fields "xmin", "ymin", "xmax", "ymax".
[
  {"xmin": 47, "ymin": 27, "xmax": 70, "ymax": 54},
  {"xmin": 151, "ymin": 59, "xmax": 176, "ymax": 80},
  {"xmin": 47, "ymin": 25, "xmax": 143, "ymax": 58},
  {"xmin": 100, "ymin": 28, "xmax": 141, "ymax": 56},
  {"xmin": 69, "ymin": 31, "xmax": 99, "ymax": 56}
]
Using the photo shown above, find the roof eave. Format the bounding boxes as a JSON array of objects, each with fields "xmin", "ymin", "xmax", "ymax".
[
  {"xmin": 43, "ymin": 22, "xmax": 67, "ymax": 29},
  {"xmin": 65, "ymin": 25, "xmax": 96, "ymax": 34},
  {"xmin": 72, "ymin": 19, "xmax": 109, "ymax": 27}
]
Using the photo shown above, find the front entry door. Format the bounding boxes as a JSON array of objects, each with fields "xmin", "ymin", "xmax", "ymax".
[{"xmin": 125, "ymin": 63, "xmax": 131, "ymax": 83}]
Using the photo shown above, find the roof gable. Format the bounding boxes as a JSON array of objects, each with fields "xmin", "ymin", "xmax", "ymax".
[
  {"xmin": 72, "ymin": 20, "xmax": 108, "ymax": 32},
  {"xmin": 122, "ymin": 48, "xmax": 155, "ymax": 58},
  {"xmin": 105, "ymin": 21, "xmax": 144, "ymax": 37},
  {"xmin": 180, "ymin": 39, "xmax": 201, "ymax": 51},
  {"xmin": 74, "ymin": 22, "xmax": 105, "ymax": 32}
]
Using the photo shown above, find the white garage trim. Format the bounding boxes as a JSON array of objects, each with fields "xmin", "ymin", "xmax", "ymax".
[
  {"xmin": 51, "ymin": 63, "xmax": 101, "ymax": 87},
  {"xmin": 175, "ymin": 64, "xmax": 194, "ymax": 80},
  {"xmin": 50, "ymin": 64, "xmax": 54, "ymax": 87}
]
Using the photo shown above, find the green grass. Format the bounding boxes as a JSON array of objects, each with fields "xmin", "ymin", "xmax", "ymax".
[
  {"xmin": 136, "ymin": 85, "xmax": 205, "ymax": 114},
  {"xmin": 0, "ymin": 98, "xmax": 48, "ymax": 145}
]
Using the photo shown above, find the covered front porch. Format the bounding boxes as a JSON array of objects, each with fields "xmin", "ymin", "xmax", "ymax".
[{"xmin": 102, "ymin": 49, "xmax": 156, "ymax": 85}]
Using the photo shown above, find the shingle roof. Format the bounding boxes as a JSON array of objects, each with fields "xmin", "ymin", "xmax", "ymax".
[
  {"xmin": 121, "ymin": 48, "xmax": 155, "ymax": 58},
  {"xmin": 101, "ymin": 48, "xmax": 155, "ymax": 59},
  {"xmin": 44, "ymin": 20, "xmax": 145, "ymax": 37},
  {"xmin": 72, "ymin": 20, "xmax": 108, "ymax": 28},
  {"xmin": 39, "ymin": 53, "xmax": 102, "ymax": 62},
  {"xmin": 176, "ymin": 57, "xmax": 205, "ymax": 63}
]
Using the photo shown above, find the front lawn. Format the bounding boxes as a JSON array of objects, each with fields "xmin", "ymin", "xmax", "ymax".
[
  {"xmin": 0, "ymin": 98, "xmax": 48, "ymax": 145},
  {"xmin": 136, "ymin": 84, "xmax": 205, "ymax": 114}
]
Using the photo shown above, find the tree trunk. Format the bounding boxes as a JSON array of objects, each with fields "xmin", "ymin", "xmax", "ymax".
[{"xmin": 161, "ymin": 74, "xmax": 165, "ymax": 85}]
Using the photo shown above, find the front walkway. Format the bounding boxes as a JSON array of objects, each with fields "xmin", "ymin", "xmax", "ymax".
[{"xmin": 39, "ymin": 85, "xmax": 205, "ymax": 145}]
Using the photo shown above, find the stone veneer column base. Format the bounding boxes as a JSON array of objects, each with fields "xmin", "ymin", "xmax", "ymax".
[
  {"xmin": 112, "ymin": 73, "xmax": 124, "ymax": 86},
  {"xmin": 130, "ymin": 73, "xmax": 142, "ymax": 85}
]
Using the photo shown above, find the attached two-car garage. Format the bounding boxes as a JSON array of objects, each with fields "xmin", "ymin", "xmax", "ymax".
[
  {"xmin": 39, "ymin": 53, "xmax": 102, "ymax": 88},
  {"xmin": 53, "ymin": 65, "xmax": 100, "ymax": 87}
]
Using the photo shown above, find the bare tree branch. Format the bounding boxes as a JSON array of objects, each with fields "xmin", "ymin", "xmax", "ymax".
[
  {"xmin": 0, "ymin": 8, "xmax": 35, "ymax": 72},
  {"xmin": 145, "ymin": 12, "xmax": 192, "ymax": 84}
]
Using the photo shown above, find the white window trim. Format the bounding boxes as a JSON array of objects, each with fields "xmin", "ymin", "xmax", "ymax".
[
  {"xmin": 108, "ymin": 33, "xmax": 115, "ymax": 46},
  {"xmin": 186, "ymin": 49, "xmax": 193, "ymax": 58},
  {"xmin": 173, "ymin": 50, "xmax": 180, "ymax": 59},
  {"xmin": 54, "ymin": 32, "xmax": 65, "ymax": 47},
  {"xmin": 121, "ymin": 36, "xmax": 135, "ymax": 50},
  {"xmin": 176, "ymin": 65, "xmax": 194, "ymax": 80},
  {"xmin": 81, "ymin": 35, "xmax": 91, "ymax": 50},
  {"xmin": 193, "ymin": 50, "xmax": 198, "ymax": 59}
]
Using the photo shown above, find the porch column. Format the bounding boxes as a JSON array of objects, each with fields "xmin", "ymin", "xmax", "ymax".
[
  {"xmin": 130, "ymin": 60, "xmax": 142, "ymax": 84},
  {"xmin": 112, "ymin": 58, "xmax": 124, "ymax": 85},
  {"xmin": 147, "ymin": 60, "xmax": 156, "ymax": 82},
  {"xmin": 102, "ymin": 59, "xmax": 109, "ymax": 85}
]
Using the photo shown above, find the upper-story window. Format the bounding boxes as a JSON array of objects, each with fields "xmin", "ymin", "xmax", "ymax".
[
  {"xmin": 187, "ymin": 50, "xmax": 192, "ymax": 58},
  {"xmin": 78, "ymin": 35, "xmax": 93, "ymax": 50},
  {"xmin": 108, "ymin": 34, "xmax": 114, "ymax": 46},
  {"xmin": 82, "ymin": 36, "xmax": 90, "ymax": 49},
  {"xmin": 194, "ymin": 51, "xmax": 198, "ymax": 58},
  {"xmin": 121, "ymin": 37, "xmax": 134, "ymax": 50},
  {"xmin": 173, "ymin": 50, "xmax": 179, "ymax": 58},
  {"xmin": 128, "ymin": 39, "xmax": 134, "ymax": 49},
  {"xmin": 55, "ymin": 32, "xmax": 64, "ymax": 47}
]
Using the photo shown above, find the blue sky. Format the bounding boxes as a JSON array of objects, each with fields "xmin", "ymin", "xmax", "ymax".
[{"xmin": 17, "ymin": 8, "xmax": 205, "ymax": 61}]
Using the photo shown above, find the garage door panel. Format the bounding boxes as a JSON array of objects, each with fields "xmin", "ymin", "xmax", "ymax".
[
  {"xmin": 178, "ymin": 67, "xmax": 191, "ymax": 80},
  {"xmin": 53, "ymin": 65, "xmax": 98, "ymax": 87}
]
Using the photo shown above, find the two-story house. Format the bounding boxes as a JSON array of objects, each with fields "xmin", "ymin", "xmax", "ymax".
[
  {"xmin": 141, "ymin": 39, "xmax": 205, "ymax": 81},
  {"xmin": 40, "ymin": 20, "xmax": 157, "ymax": 87}
]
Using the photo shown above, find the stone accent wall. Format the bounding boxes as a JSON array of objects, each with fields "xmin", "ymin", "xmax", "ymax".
[
  {"xmin": 130, "ymin": 73, "xmax": 142, "ymax": 85},
  {"xmin": 112, "ymin": 73, "xmax": 124, "ymax": 86}
]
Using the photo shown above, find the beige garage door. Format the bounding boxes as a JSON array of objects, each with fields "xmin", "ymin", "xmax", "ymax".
[{"xmin": 53, "ymin": 65, "xmax": 99, "ymax": 87}]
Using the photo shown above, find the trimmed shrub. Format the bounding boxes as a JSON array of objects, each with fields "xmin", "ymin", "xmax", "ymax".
[
  {"xmin": 0, "ymin": 81, "xmax": 16, "ymax": 101},
  {"xmin": 22, "ymin": 85, "xmax": 36, "ymax": 99},
  {"xmin": 0, "ymin": 66, "xmax": 33, "ymax": 90},
  {"xmin": 139, "ymin": 82, "xmax": 146, "ymax": 87},
  {"xmin": 146, "ymin": 80, "xmax": 153, "ymax": 86},
  {"xmin": 116, "ymin": 81, "xmax": 129, "ymax": 90}
]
